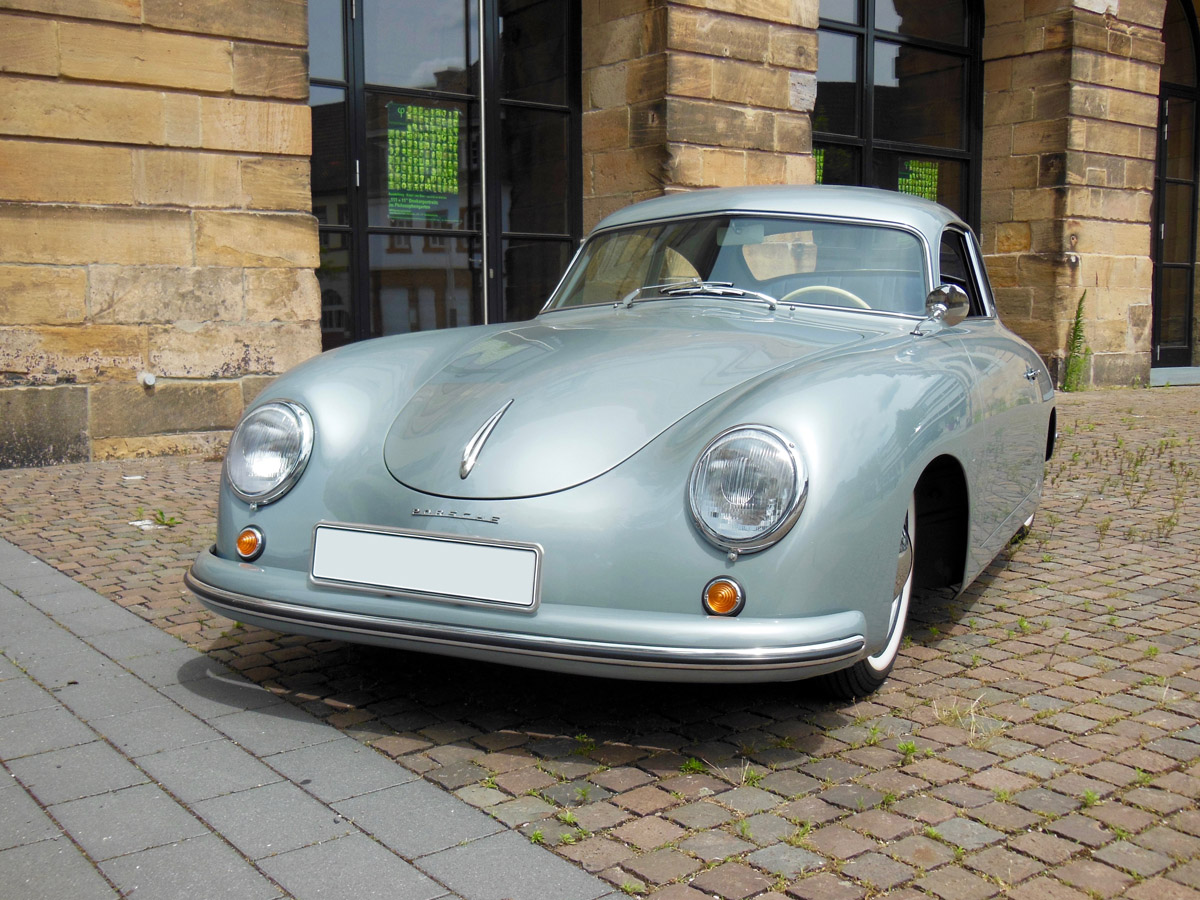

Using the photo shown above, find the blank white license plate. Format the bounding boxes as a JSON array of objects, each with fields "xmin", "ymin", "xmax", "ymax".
[{"xmin": 311, "ymin": 524, "xmax": 541, "ymax": 609}]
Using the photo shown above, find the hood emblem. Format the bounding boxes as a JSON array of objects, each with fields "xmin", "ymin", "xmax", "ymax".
[{"xmin": 460, "ymin": 399, "xmax": 514, "ymax": 479}]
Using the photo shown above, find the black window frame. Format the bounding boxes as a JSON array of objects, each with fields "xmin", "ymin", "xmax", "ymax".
[
  {"xmin": 813, "ymin": 0, "xmax": 984, "ymax": 229},
  {"xmin": 309, "ymin": 0, "xmax": 583, "ymax": 347}
]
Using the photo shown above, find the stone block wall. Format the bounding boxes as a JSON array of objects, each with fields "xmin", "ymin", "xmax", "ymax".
[
  {"xmin": 0, "ymin": 0, "xmax": 319, "ymax": 468},
  {"xmin": 980, "ymin": 0, "xmax": 1164, "ymax": 386},
  {"xmin": 581, "ymin": 0, "xmax": 819, "ymax": 231}
]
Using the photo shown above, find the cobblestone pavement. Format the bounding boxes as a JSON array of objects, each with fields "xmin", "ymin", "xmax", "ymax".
[{"xmin": 2, "ymin": 386, "xmax": 1199, "ymax": 900}]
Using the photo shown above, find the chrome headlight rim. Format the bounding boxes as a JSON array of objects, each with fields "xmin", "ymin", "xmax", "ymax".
[
  {"xmin": 225, "ymin": 399, "xmax": 315, "ymax": 507},
  {"xmin": 688, "ymin": 424, "xmax": 809, "ymax": 553}
]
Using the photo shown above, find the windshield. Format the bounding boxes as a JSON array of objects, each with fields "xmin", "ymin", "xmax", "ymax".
[{"xmin": 547, "ymin": 215, "xmax": 929, "ymax": 316}]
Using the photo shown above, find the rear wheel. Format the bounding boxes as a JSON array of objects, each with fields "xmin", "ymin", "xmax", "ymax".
[{"xmin": 821, "ymin": 495, "xmax": 915, "ymax": 700}]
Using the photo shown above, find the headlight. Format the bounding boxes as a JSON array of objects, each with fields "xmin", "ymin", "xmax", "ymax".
[
  {"xmin": 225, "ymin": 400, "xmax": 314, "ymax": 506},
  {"xmin": 688, "ymin": 425, "xmax": 807, "ymax": 553}
]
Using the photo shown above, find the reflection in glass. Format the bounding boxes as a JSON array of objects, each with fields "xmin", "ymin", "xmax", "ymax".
[
  {"xmin": 874, "ymin": 42, "xmax": 964, "ymax": 149},
  {"xmin": 875, "ymin": 0, "xmax": 965, "ymax": 45},
  {"xmin": 872, "ymin": 151, "xmax": 965, "ymax": 219},
  {"xmin": 311, "ymin": 86, "xmax": 349, "ymax": 217},
  {"xmin": 504, "ymin": 240, "xmax": 571, "ymax": 321},
  {"xmin": 500, "ymin": 0, "xmax": 567, "ymax": 104},
  {"xmin": 814, "ymin": 144, "xmax": 859, "ymax": 185},
  {"xmin": 364, "ymin": 0, "xmax": 469, "ymax": 92},
  {"xmin": 822, "ymin": 0, "xmax": 859, "ymax": 24},
  {"xmin": 502, "ymin": 107, "xmax": 569, "ymax": 235},
  {"xmin": 1163, "ymin": 0, "xmax": 1197, "ymax": 87},
  {"xmin": 308, "ymin": 0, "xmax": 345, "ymax": 81},
  {"xmin": 318, "ymin": 231, "xmax": 353, "ymax": 351},
  {"xmin": 364, "ymin": 93, "xmax": 476, "ymax": 230},
  {"xmin": 369, "ymin": 234, "xmax": 480, "ymax": 336},
  {"xmin": 1166, "ymin": 97, "xmax": 1196, "ymax": 180},
  {"xmin": 815, "ymin": 31, "xmax": 858, "ymax": 136},
  {"xmin": 1163, "ymin": 183, "xmax": 1195, "ymax": 264},
  {"xmin": 1161, "ymin": 268, "xmax": 1191, "ymax": 345}
]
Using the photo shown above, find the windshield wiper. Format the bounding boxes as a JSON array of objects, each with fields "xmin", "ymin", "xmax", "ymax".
[
  {"xmin": 660, "ymin": 281, "xmax": 778, "ymax": 310},
  {"xmin": 619, "ymin": 278, "xmax": 704, "ymax": 308}
]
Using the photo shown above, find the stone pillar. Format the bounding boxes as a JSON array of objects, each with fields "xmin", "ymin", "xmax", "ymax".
[
  {"xmin": 0, "ymin": 0, "xmax": 319, "ymax": 467},
  {"xmin": 981, "ymin": 0, "xmax": 1164, "ymax": 387},
  {"xmin": 581, "ymin": 0, "xmax": 819, "ymax": 231}
]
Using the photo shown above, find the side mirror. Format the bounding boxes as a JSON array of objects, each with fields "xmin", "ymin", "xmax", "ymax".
[{"xmin": 925, "ymin": 284, "xmax": 970, "ymax": 327}]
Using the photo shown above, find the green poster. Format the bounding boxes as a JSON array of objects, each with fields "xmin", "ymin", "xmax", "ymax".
[{"xmin": 387, "ymin": 103, "xmax": 460, "ymax": 221}]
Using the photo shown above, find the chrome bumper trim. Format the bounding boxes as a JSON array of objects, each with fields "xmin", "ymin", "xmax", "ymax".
[{"xmin": 185, "ymin": 569, "xmax": 865, "ymax": 672}]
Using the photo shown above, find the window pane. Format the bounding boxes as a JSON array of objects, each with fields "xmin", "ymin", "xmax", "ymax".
[
  {"xmin": 1163, "ymin": 182, "xmax": 1195, "ymax": 263},
  {"xmin": 503, "ymin": 240, "xmax": 572, "ymax": 321},
  {"xmin": 308, "ymin": 0, "xmax": 345, "ymax": 81},
  {"xmin": 874, "ymin": 41, "xmax": 965, "ymax": 149},
  {"xmin": 364, "ymin": 0, "xmax": 470, "ymax": 93},
  {"xmin": 311, "ymin": 86, "xmax": 350, "ymax": 217},
  {"xmin": 814, "ymin": 144, "xmax": 860, "ymax": 185},
  {"xmin": 815, "ymin": 31, "xmax": 859, "ymax": 136},
  {"xmin": 319, "ymin": 231, "xmax": 354, "ymax": 351},
  {"xmin": 872, "ymin": 151, "xmax": 966, "ymax": 218},
  {"xmin": 500, "ymin": 0, "xmax": 567, "ymax": 105},
  {"xmin": 369, "ymin": 234, "xmax": 481, "ymax": 335},
  {"xmin": 1161, "ymin": 267, "xmax": 1192, "ymax": 345},
  {"xmin": 875, "ymin": 0, "xmax": 966, "ymax": 45},
  {"xmin": 822, "ymin": 0, "xmax": 859, "ymax": 24},
  {"xmin": 1163, "ymin": 0, "xmax": 1197, "ymax": 87},
  {"xmin": 502, "ymin": 107, "xmax": 569, "ymax": 235},
  {"xmin": 365, "ymin": 94, "xmax": 479, "ymax": 230},
  {"xmin": 1167, "ymin": 97, "xmax": 1196, "ymax": 180}
]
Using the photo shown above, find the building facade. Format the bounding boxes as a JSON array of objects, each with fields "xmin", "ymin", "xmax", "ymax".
[{"xmin": 0, "ymin": 0, "xmax": 1193, "ymax": 468}]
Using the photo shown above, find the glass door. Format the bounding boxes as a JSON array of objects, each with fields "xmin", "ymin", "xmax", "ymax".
[
  {"xmin": 1153, "ymin": 0, "xmax": 1200, "ymax": 368},
  {"xmin": 309, "ymin": 0, "xmax": 581, "ymax": 351}
]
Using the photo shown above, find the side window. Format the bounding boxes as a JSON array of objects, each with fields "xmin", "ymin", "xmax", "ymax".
[{"xmin": 938, "ymin": 229, "xmax": 985, "ymax": 317}]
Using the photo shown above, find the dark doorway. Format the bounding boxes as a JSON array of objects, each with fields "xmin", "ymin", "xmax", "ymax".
[{"xmin": 1153, "ymin": 0, "xmax": 1200, "ymax": 368}]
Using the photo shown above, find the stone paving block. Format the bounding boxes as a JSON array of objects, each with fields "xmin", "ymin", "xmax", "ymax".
[
  {"xmin": 94, "ymin": 701, "xmax": 223, "ymax": 757},
  {"xmin": 621, "ymin": 847, "xmax": 702, "ymax": 885},
  {"xmin": 933, "ymin": 815, "xmax": 1005, "ymax": 850},
  {"xmin": 57, "ymin": 601, "xmax": 143, "ymax": 637},
  {"xmin": 212, "ymin": 704, "xmax": 341, "ymax": 756},
  {"xmin": 1054, "ymin": 858, "xmax": 1132, "ymax": 898},
  {"xmin": 83, "ymin": 622, "xmax": 188, "ymax": 661},
  {"xmin": 52, "ymin": 671, "xmax": 170, "ymax": 721},
  {"xmin": 101, "ymin": 833, "xmax": 282, "ymax": 900},
  {"xmin": 964, "ymin": 845, "xmax": 1045, "ymax": 884},
  {"xmin": 265, "ymin": 737, "xmax": 415, "ymax": 803},
  {"xmin": 491, "ymin": 794, "xmax": 557, "ymax": 827},
  {"xmin": 677, "ymin": 828, "xmax": 751, "ymax": 860},
  {"xmin": 888, "ymin": 834, "xmax": 955, "ymax": 868},
  {"xmin": 914, "ymin": 865, "xmax": 1001, "ymax": 900},
  {"xmin": 335, "ymin": 780, "xmax": 503, "ymax": 858},
  {"xmin": 806, "ymin": 823, "xmax": 876, "ymax": 859},
  {"xmin": 117, "ymin": 646, "xmax": 213, "ymax": 687},
  {"xmin": 260, "ymin": 833, "xmax": 442, "ymax": 900},
  {"xmin": 7, "ymin": 740, "xmax": 149, "ymax": 805},
  {"xmin": 1092, "ymin": 839, "xmax": 1173, "ymax": 877},
  {"xmin": 159, "ymin": 668, "xmax": 286, "ymax": 719},
  {"xmin": 136, "ymin": 739, "xmax": 282, "ymax": 803},
  {"xmin": 49, "ymin": 783, "xmax": 208, "ymax": 862},
  {"xmin": 192, "ymin": 780, "xmax": 354, "ymax": 859},
  {"xmin": 841, "ymin": 851, "xmax": 914, "ymax": 890},
  {"xmin": 417, "ymin": 829, "xmax": 607, "ymax": 900},
  {"xmin": 557, "ymin": 835, "xmax": 635, "ymax": 873},
  {"xmin": 0, "ymin": 837, "xmax": 117, "ymax": 900},
  {"xmin": 0, "ymin": 779, "xmax": 61, "ymax": 850},
  {"xmin": 689, "ymin": 861, "xmax": 773, "ymax": 900},
  {"xmin": 668, "ymin": 799, "xmax": 734, "ymax": 829},
  {"xmin": 0, "ymin": 674, "xmax": 59, "ymax": 718},
  {"xmin": 0, "ymin": 706, "xmax": 97, "ymax": 759},
  {"xmin": 786, "ymin": 872, "xmax": 866, "ymax": 900}
]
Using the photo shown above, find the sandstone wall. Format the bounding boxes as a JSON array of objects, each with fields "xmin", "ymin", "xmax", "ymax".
[
  {"xmin": 580, "ymin": 0, "xmax": 820, "ymax": 231},
  {"xmin": 981, "ymin": 0, "xmax": 1166, "ymax": 386},
  {"xmin": 0, "ymin": 0, "xmax": 319, "ymax": 467}
]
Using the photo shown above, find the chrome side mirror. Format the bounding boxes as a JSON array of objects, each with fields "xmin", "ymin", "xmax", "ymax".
[{"xmin": 925, "ymin": 284, "xmax": 970, "ymax": 327}]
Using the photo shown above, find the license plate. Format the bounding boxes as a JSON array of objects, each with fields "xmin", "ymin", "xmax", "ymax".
[{"xmin": 310, "ymin": 524, "xmax": 541, "ymax": 610}]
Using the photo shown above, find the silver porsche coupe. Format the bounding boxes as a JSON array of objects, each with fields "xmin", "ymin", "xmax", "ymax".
[{"xmin": 186, "ymin": 185, "xmax": 1055, "ymax": 698}]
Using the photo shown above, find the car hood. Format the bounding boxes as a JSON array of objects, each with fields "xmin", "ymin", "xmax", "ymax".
[{"xmin": 383, "ymin": 304, "xmax": 867, "ymax": 499}]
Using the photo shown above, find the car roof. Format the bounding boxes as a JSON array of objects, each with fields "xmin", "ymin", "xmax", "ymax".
[{"xmin": 592, "ymin": 185, "xmax": 965, "ymax": 242}]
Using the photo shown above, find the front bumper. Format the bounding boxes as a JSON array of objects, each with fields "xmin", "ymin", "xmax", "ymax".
[{"xmin": 185, "ymin": 551, "xmax": 867, "ymax": 683}]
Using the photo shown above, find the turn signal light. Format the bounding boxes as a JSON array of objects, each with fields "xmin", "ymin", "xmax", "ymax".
[
  {"xmin": 702, "ymin": 577, "xmax": 744, "ymax": 616},
  {"xmin": 236, "ymin": 526, "xmax": 265, "ymax": 561}
]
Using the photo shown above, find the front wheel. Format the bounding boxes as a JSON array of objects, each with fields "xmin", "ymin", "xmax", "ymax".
[{"xmin": 821, "ymin": 495, "xmax": 915, "ymax": 700}]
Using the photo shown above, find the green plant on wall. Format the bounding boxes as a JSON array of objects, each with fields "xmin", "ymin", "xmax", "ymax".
[{"xmin": 1061, "ymin": 290, "xmax": 1091, "ymax": 392}]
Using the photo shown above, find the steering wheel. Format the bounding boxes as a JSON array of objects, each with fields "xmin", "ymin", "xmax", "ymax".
[{"xmin": 778, "ymin": 285, "xmax": 870, "ymax": 309}]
